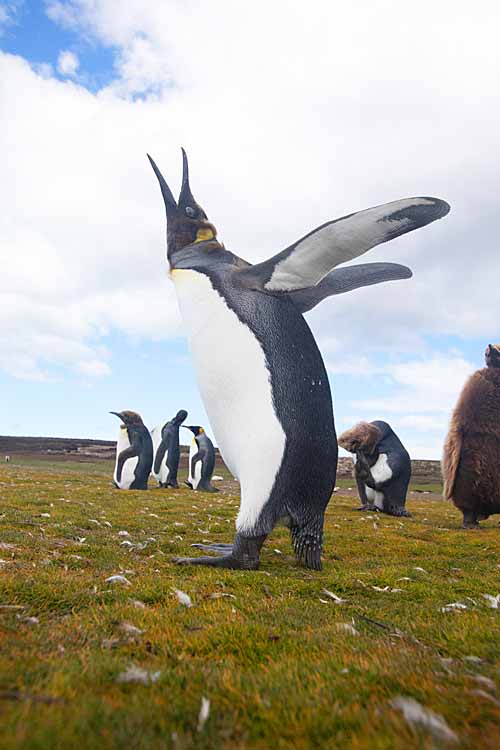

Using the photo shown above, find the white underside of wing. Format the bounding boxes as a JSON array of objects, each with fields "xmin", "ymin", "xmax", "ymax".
[
  {"xmin": 113, "ymin": 428, "xmax": 138, "ymax": 490},
  {"xmin": 151, "ymin": 425, "xmax": 171, "ymax": 484},
  {"xmin": 371, "ymin": 453, "xmax": 392, "ymax": 484},
  {"xmin": 266, "ymin": 198, "xmax": 434, "ymax": 292},
  {"xmin": 172, "ymin": 269, "xmax": 286, "ymax": 531}
]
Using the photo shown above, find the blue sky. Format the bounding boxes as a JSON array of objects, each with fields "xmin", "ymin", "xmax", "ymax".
[{"xmin": 1, "ymin": 1, "xmax": 499, "ymax": 455}]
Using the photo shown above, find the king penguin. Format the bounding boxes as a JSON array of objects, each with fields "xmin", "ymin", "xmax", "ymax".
[
  {"xmin": 151, "ymin": 409, "xmax": 188, "ymax": 488},
  {"xmin": 148, "ymin": 149, "xmax": 449, "ymax": 570},
  {"xmin": 339, "ymin": 420, "xmax": 412, "ymax": 516},
  {"xmin": 111, "ymin": 410, "xmax": 153, "ymax": 490},
  {"xmin": 184, "ymin": 425, "xmax": 218, "ymax": 493}
]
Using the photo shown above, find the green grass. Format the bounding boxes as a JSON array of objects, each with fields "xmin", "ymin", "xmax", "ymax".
[{"xmin": 0, "ymin": 463, "xmax": 499, "ymax": 750}]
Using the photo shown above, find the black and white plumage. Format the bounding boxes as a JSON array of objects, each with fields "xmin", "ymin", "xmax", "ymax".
[
  {"xmin": 184, "ymin": 425, "xmax": 218, "ymax": 493},
  {"xmin": 151, "ymin": 409, "xmax": 188, "ymax": 488},
  {"xmin": 111, "ymin": 410, "xmax": 153, "ymax": 490},
  {"xmin": 339, "ymin": 420, "xmax": 412, "ymax": 516},
  {"xmin": 148, "ymin": 149, "xmax": 448, "ymax": 569}
]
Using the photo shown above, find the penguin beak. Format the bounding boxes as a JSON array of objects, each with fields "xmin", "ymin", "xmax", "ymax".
[
  {"xmin": 110, "ymin": 411, "xmax": 125, "ymax": 423},
  {"xmin": 183, "ymin": 425, "xmax": 197, "ymax": 435},
  {"xmin": 147, "ymin": 154, "xmax": 178, "ymax": 218},
  {"xmin": 178, "ymin": 148, "xmax": 198, "ymax": 211}
]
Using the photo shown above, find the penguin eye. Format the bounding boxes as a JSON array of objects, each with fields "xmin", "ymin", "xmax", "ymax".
[{"xmin": 185, "ymin": 206, "xmax": 195, "ymax": 217}]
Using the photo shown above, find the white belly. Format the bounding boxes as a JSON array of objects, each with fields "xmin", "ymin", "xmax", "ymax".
[
  {"xmin": 113, "ymin": 427, "xmax": 138, "ymax": 489},
  {"xmin": 366, "ymin": 486, "xmax": 384, "ymax": 509},
  {"xmin": 371, "ymin": 453, "xmax": 392, "ymax": 484},
  {"xmin": 188, "ymin": 439, "xmax": 202, "ymax": 489},
  {"xmin": 172, "ymin": 269, "xmax": 286, "ymax": 531},
  {"xmin": 151, "ymin": 425, "xmax": 170, "ymax": 484}
]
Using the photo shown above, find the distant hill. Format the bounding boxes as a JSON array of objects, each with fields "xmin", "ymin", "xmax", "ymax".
[{"xmin": 0, "ymin": 435, "xmax": 442, "ymax": 481}]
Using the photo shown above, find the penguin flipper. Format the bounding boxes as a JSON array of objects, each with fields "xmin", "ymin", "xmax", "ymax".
[
  {"xmin": 287, "ymin": 262, "xmax": 412, "ymax": 313},
  {"xmin": 116, "ymin": 446, "xmax": 138, "ymax": 484},
  {"xmin": 153, "ymin": 441, "xmax": 167, "ymax": 475},
  {"xmin": 237, "ymin": 197, "xmax": 449, "ymax": 293}
]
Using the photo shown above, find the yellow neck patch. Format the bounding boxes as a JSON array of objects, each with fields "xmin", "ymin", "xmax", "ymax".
[{"xmin": 195, "ymin": 227, "xmax": 215, "ymax": 242}]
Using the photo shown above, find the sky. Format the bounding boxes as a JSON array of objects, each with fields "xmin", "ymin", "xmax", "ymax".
[{"xmin": 1, "ymin": 0, "xmax": 499, "ymax": 457}]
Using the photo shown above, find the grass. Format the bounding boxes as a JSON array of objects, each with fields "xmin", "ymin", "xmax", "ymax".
[{"xmin": 0, "ymin": 462, "xmax": 499, "ymax": 750}]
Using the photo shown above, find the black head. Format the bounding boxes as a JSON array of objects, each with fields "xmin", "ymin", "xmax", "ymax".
[
  {"xmin": 172, "ymin": 409, "xmax": 188, "ymax": 426},
  {"xmin": 147, "ymin": 149, "xmax": 219, "ymax": 259},
  {"xmin": 485, "ymin": 344, "xmax": 500, "ymax": 369},
  {"xmin": 110, "ymin": 410, "xmax": 144, "ymax": 427},
  {"xmin": 184, "ymin": 425, "xmax": 204, "ymax": 437}
]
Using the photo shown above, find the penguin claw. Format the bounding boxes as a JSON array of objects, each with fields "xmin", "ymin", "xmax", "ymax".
[
  {"xmin": 190, "ymin": 542, "xmax": 233, "ymax": 552},
  {"xmin": 172, "ymin": 554, "xmax": 258, "ymax": 570}
]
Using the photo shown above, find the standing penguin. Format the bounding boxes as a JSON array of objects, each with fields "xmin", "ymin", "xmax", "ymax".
[
  {"xmin": 339, "ymin": 421, "xmax": 412, "ymax": 516},
  {"xmin": 151, "ymin": 409, "xmax": 188, "ymax": 488},
  {"xmin": 184, "ymin": 425, "xmax": 218, "ymax": 492},
  {"xmin": 111, "ymin": 410, "xmax": 153, "ymax": 490},
  {"xmin": 148, "ymin": 149, "xmax": 449, "ymax": 569},
  {"xmin": 443, "ymin": 344, "xmax": 500, "ymax": 528}
]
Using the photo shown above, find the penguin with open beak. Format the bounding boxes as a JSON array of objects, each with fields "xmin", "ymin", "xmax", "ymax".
[
  {"xmin": 148, "ymin": 149, "xmax": 449, "ymax": 569},
  {"xmin": 183, "ymin": 425, "xmax": 218, "ymax": 493},
  {"xmin": 110, "ymin": 410, "xmax": 153, "ymax": 490}
]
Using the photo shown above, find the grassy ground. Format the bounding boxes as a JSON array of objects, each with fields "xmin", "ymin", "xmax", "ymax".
[{"xmin": 0, "ymin": 462, "xmax": 499, "ymax": 750}]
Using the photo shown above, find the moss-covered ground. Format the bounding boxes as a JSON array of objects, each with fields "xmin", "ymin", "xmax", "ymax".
[{"xmin": 0, "ymin": 461, "xmax": 499, "ymax": 749}]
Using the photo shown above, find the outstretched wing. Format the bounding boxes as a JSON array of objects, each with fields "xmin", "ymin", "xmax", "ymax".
[
  {"xmin": 288, "ymin": 262, "xmax": 412, "ymax": 313},
  {"xmin": 237, "ymin": 197, "xmax": 449, "ymax": 293}
]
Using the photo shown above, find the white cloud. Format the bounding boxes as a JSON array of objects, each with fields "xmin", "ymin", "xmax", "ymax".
[
  {"xmin": 57, "ymin": 49, "xmax": 79, "ymax": 76},
  {"xmin": 0, "ymin": 1, "xmax": 20, "ymax": 35},
  {"xmin": 341, "ymin": 355, "xmax": 476, "ymax": 458},
  {"xmin": 1, "ymin": 1, "xmax": 500, "ymax": 418},
  {"xmin": 352, "ymin": 357, "xmax": 475, "ymax": 415}
]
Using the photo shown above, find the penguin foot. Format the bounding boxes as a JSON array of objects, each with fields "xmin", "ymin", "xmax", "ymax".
[
  {"xmin": 355, "ymin": 505, "xmax": 377, "ymax": 512},
  {"xmin": 174, "ymin": 533, "xmax": 266, "ymax": 570},
  {"xmin": 462, "ymin": 511, "xmax": 480, "ymax": 529},
  {"xmin": 387, "ymin": 507, "xmax": 411, "ymax": 517},
  {"xmin": 173, "ymin": 554, "xmax": 258, "ymax": 569},
  {"xmin": 198, "ymin": 485, "xmax": 220, "ymax": 493},
  {"xmin": 190, "ymin": 542, "xmax": 233, "ymax": 552}
]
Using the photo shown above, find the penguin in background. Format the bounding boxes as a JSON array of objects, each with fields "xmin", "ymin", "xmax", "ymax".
[
  {"xmin": 151, "ymin": 409, "xmax": 188, "ymax": 488},
  {"xmin": 110, "ymin": 410, "xmax": 153, "ymax": 490},
  {"xmin": 339, "ymin": 420, "xmax": 412, "ymax": 516},
  {"xmin": 148, "ymin": 148, "xmax": 449, "ymax": 570},
  {"xmin": 443, "ymin": 344, "xmax": 500, "ymax": 527},
  {"xmin": 184, "ymin": 425, "xmax": 219, "ymax": 493}
]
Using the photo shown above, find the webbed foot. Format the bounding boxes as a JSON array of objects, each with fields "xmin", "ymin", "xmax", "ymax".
[
  {"xmin": 462, "ymin": 511, "xmax": 480, "ymax": 529},
  {"xmin": 173, "ymin": 534, "xmax": 266, "ymax": 570},
  {"xmin": 387, "ymin": 507, "xmax": 411, "ymax": 517},
  {"xmin": 190, "ymin": 542, "xmax": 233, "ymax": 553}
]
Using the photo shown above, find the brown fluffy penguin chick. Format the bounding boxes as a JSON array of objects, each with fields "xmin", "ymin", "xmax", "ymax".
[
  {"xmin": 338, "ymin": 421, "xmax": 381, "ymax": 454},
  {"xmin": 442, "ymin": 344, "xmax": 500, "ymax": 528}
]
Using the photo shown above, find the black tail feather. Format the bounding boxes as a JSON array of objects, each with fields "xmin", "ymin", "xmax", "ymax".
[{"xmin": 290, "ymin": 516, "xmax": 324, "ymax": 571}]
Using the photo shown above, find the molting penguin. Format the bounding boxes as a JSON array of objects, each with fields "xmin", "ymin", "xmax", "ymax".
[
  {"xmin": 148, "ymin": 149, "xmax": 449, "ymax": 569},
  {"xmin": 443, "ymin": 344, "xmax": 500, "ymax": 528},
  {"xmin": 184, "ymin": 425, "xmax": 218, "ymax": 493},
  {"xmin": 111, "ymin": 410, "xmax": 153, "ymax": 490},
  {"xmin": 151, "ymin": 409, "xmax": 188, "ymax": 488},
  {"xmin": 339, "ymin": 421, "xmax": 412, "ymax": 516}
]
